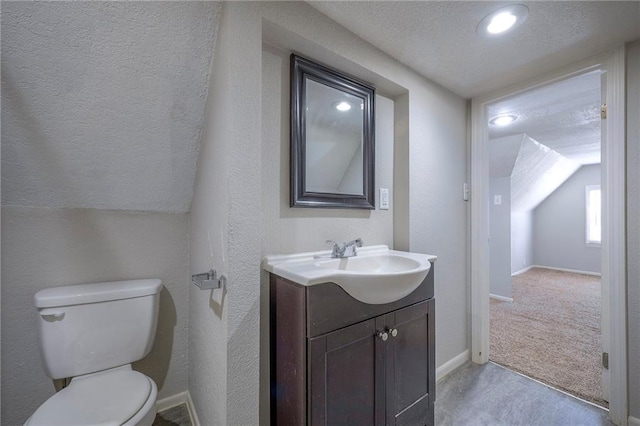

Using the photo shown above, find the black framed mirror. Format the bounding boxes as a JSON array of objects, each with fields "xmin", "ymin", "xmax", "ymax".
[{"xmin": 290, "ymin": 54, "xmax": 375, "ymax": 209}]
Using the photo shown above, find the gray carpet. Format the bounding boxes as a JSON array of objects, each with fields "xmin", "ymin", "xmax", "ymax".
[{"xmin": 490, "ymin": 267, "xmax": 606, "ymax": 408}]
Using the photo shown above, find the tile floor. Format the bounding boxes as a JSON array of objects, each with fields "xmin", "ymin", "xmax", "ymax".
[
  {"xmin": 435, "ymin": 362, "xmax": 613, "ymax": 426},
  {"xmin": 153, "ymin": 403, "xmax": 191, "ymax": 426},
  {"xmin": 154, "ymin": 362, "xmax": 611, "ymax": 426}
]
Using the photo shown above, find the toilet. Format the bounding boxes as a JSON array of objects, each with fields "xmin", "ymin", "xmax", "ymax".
[{"xmin": 27, "ymin": 279, "xmax": 164, "ymax": 426}]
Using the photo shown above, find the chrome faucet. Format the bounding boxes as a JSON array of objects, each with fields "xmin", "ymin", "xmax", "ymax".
[{"xmin": 326, "ymin": 238, "xmax": 363, "ymax": 258}]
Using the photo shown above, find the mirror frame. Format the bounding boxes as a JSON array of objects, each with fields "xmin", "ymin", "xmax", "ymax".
[{"xmin": 290, "ymin": 54, "xmax": 375, "ymax": 209}]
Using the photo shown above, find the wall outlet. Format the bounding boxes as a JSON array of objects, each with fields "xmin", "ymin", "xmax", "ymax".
[{"xmin": 380, "ymin": 188, "xmax": 390, "ymax": 210}]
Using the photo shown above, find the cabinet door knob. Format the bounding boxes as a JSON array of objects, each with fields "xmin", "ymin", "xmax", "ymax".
[
  {"xmin": 377, "ymin": 331, "xmax": 389, "ymax": 341},
  {"xmin": 390, "ymin": 328, "xmax": 398, "ymax": 337}
]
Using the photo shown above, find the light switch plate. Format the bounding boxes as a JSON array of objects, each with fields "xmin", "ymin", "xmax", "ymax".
[
  {"xmin": 494, "ymin": 195, "xmax": 502, "ymax": 205},
  {"xmin": 380, "ymin": 188, "xmax": 390, "ymax": 210}
]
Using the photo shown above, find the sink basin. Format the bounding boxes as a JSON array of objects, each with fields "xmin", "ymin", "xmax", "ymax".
[
  {"xmin": 262, "ymin": 245, "xmax": 436, "ymax": 304},
  {"xmin": 314, "ymin": 254, "xmax": 422, "ymax": 273}
]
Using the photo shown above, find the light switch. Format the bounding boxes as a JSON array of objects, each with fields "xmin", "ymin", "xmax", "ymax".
[
  {"xmin": 494, "ymin": 195, "xmax": 502, "ymax": 205},
  {"xmin": 380, "ymin": 188, "xmax": 390, "ymax": 210}
]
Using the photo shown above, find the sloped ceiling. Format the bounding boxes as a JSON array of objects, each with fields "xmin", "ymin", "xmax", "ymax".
[
  {"xmin": 490, "ymin": 133, "xmax": 581, "ymax": 212},
  {"xmin": 490, "ymin": 134, "xmax": 525, "ymax": 178},
  {"xmin": 2, "ymin": 2, "xmax": 635, "ymax": 214},
  {"xmin": 1, "ymin": 2, "xmax": 220, "ymax": 213},
  {"xmin": 510, "ymin": 136, "xmax": 581, "ymax": 212}
]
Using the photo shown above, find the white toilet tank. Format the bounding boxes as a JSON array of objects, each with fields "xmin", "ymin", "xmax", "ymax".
[{"xmin": 34, "ymin": 279, "xmax": 163, "ymax": 380}]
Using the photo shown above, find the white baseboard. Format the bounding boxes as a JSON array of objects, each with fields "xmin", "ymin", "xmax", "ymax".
[
  {"xmin": 511, "ymin": 265, "xmax": 534, "ymax": 276},
  {"xmin": 629, "ymin": 415, "xmax": 640, "ymax": 426},
  {"xmin": 489, "ymin": 293, "xmax": 513, "ymax": 303},
  {"xmin": 436, "ymin": 349, "xmax": 469, "ymax": 382},
  {"xmin": 185, "ymin": 391, "xmax": 201, "ymax": 426},
  {"xmin": 156, "ymin": 391, "xmax": 200, "ymax": 426},
  {"xmin": 156, "ymin": 392, "xmax": 187, "ymax": 412},
  {"xmin": 530, "ymin": 265, "xmax": 601, "ymax": 277}
]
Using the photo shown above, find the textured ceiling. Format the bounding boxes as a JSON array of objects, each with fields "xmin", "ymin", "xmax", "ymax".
[
  {"xmin": 510, "ymin": 136, "xmax": 581, "ymax": 212},
  {"xmin": 2, "ymin": 2, "xmax": 635, "ymax": 213},
  {"xmin": 1, "ymin": 2, "xmax": 220, "ymax": 212},
  {"xmin": 488, "ymin": 72, "xmax": 599, "ymax": 212},
  {"xmin": 308, "ymin": 1, "xmax": 640, "ymax": 98},
  {"xmin": 488, "ymin": 71, "xmax": 601, "ymax": 165}
]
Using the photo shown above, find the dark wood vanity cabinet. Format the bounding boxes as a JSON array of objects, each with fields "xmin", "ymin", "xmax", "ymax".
[{"xmin": 270, "ymin": 264, "xmax": 435, "ymax": 426}]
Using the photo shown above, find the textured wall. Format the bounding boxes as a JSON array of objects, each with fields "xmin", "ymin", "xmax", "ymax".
[
  {"xmin": 187, "ymin": 2, "xmax": 236, "ymax": 425},
  {"xmin": 1, "ymin": 207, "xmax": 189, "ymax": 425},
  {"xmin": 1, "ymin": 2, "xmax": 218, "ymax": 213},
  {"xmin": 626, "ymin": 39, "xmax": 640, "ymax": 420},
  {"xmin": 393, "ymin": 93, "xmax": 410, "ymax": 250},
  {"xmin": 0, "ymin": 3, "xmax": 219, "ymax": 424},
  {"xmin": 260, "ymin": 45, "xmax": 395, "ymax": 420},
  {"xmin": 489, "ymin": 177, "xmax": 512, "ymax": 298},
  {"xmin": 260, "ymin": 45, "xmax": 395, "ymax": 256},
  {"xmin": 261, "ymin": 0, "xmax": 467, "ymax": 403},
  {"xmin": 405, "ymin": 74, "xmax": 468, "ymax": 369},
  {"xmin": 533, "ymin": 165, "xmax": 601, "ymax": 273},
  {"xmin": 187, "ymin": 2, "xmax": 468, "ymax": 424}
]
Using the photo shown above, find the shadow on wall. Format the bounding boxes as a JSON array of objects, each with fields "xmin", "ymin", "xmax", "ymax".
[
  {"xmin": 227, "ymin": 296, "xmax": 261, "ymax": 425},
  {"xmin": 209, "ymin": 286, "xmax": 226, "ymax": 318},
  {"xmin": 2, "ymin": 67, "xmax": 98, "ymax": 210},
  {"xmin": 133, "ymin": 287, "xmax": 176, "ymax": 391}
]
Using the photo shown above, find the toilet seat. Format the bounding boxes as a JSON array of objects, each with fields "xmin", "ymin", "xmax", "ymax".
[{"xmin": 26, "ymin": 366, "xmax": 156, "ymax": 426}]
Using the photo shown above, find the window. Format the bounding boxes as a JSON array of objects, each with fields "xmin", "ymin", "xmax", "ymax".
[{"xmin": 586, "ymin": 185, "xmax": 601, "ymax": 246}]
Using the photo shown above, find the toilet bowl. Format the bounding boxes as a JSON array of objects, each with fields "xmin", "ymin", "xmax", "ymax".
[
  {"xmin": 28, "ymin": 279, "xmax": 163, "ymax": 426},
  {"xmin": 26, "ymin": 365, "xmax": 157, "ymax": 426}
]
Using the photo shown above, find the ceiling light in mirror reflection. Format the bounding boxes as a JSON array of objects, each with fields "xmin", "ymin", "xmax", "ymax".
[
  {"xmin": 305, "ymin": 79, "xmax": 365, "ymax": 195},
  {"xmin": 490, "ymin": 114, "xmax": 518, "ymax": 126},
  {"xmin": 335, "ymin": 101, "xmax": 351, "ymax": 111}
]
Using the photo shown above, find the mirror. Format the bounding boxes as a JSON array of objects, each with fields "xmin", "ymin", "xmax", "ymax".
[{"xmin": 290, "ymin": 54, "xmax": 375, "ymax": 209}]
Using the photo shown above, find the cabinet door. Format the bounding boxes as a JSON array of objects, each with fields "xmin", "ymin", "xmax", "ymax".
[
  {"xmin": 385, "ymin": 299, "xmax": 435, "ymax": 426},
  {"xmin": 308, "ymin": 317, "xmax": 386, "ymax": 426}
]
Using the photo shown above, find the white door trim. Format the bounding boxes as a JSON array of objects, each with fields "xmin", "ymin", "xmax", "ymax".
[
  {"xmin": 470, "ymin": 46, "xmax": 627, "ymax": 425},
  {"xmin": 602, "ymin": 46, "xmax": 627, "ymax": 426}
]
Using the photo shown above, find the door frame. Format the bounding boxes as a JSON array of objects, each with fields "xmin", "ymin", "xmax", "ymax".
[{"xmin": 469, "ymin": 46, "xmax": 627, "ymax": 425}]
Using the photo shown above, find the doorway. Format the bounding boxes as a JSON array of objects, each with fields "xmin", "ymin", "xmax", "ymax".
[
  {"xmin": 470, "ymin": 47, "xmax": 627, "ymax": 424},
  {"xmin": 485, "ymin": 72, "xmax": 605, "ymax": 407}
]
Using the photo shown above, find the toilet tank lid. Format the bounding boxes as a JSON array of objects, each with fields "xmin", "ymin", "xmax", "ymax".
[{"xmin": 34, "ymin": 279, "xmax": 163, "ymax": 308}]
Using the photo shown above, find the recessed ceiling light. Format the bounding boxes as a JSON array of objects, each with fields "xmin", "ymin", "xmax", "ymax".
[
  {"xmin": 490, "ymin": 114, "xmax": 518, "ymax": 126},
  {"xmin": 477, "ymin": 5, "xmax": 528, "ymax": 37},
  {"xmin": 335, "ymin": 101, "xmax": 351, "ymax": 111}
]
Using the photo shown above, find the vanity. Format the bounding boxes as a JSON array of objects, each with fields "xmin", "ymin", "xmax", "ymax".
[{"xmin": 263, "ymin": 245, "xmax": 437, "ymax": 426}]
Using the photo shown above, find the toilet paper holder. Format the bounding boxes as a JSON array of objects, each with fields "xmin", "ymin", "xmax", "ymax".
[{"xmin": 192, "ymin": 269, "xmax": 226, "ymax": 290}]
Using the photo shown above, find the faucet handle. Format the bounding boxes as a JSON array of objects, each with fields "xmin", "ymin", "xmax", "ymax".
[
  {"xmin": 345, "ymin": 238, "xmax": 363, "ymax": 248},
  {"xmin": 342, "ymin": 238, "xmax": 363, "ymax": 257},
  {"xmin": 326, "ymin": 240, "xmax": 342, "ymax": 257}
]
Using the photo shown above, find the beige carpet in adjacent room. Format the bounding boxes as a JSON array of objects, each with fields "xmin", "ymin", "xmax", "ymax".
[{"xmin": 490, "ymin": 267, "xmax": 606, "ymax": 408}]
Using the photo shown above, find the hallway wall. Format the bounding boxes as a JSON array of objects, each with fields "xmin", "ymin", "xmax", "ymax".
[{"xmin": 533, "ymin": 165, "xmax": 601, "ymax": 274}]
